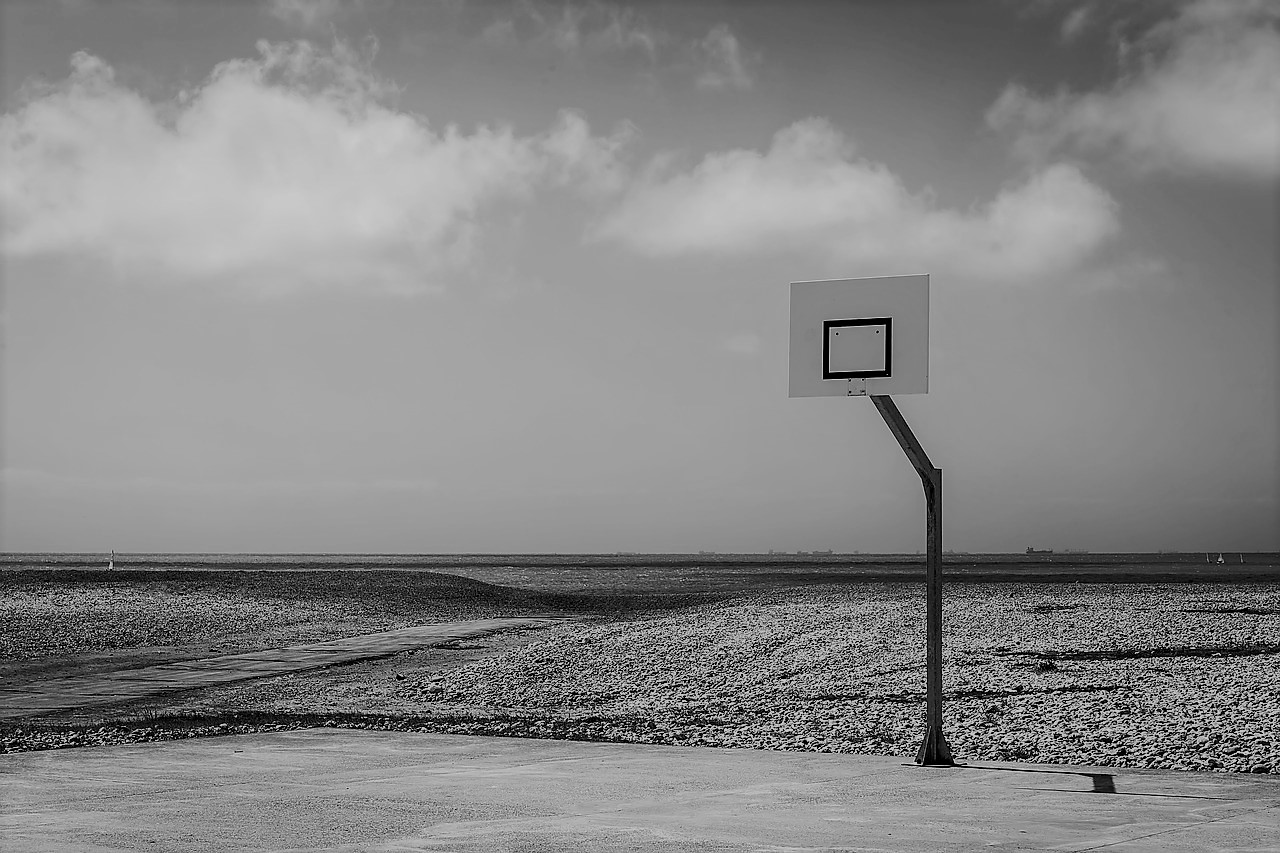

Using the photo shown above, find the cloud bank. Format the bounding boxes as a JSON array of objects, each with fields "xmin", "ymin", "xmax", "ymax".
[
  {"xmin": 0, "ymin": 40, "xmax": 629, "ymax": 292},
  {"xmin": 591, "ymin": 118, "xmax": 1119, "ymax": 281},
  {"xmin": 989, "ymin": 0, "xmax": 1280, "ymax": 179},
  {"xmin": 3, "ymin": 34, "xmax": 1119, "ymax": 293}
]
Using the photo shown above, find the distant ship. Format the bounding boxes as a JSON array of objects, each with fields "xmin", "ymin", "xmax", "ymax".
[{"xmin": 1026, "ymin": 548, "xmax": 1054, "ymax": 555}]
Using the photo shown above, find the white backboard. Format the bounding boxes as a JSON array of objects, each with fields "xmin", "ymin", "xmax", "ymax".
[{"xmin": 789, "ymin": 274, "xmax": 929, "ymax": 397}]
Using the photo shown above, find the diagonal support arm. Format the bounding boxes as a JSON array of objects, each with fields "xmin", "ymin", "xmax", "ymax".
[{"xmin": 871, "ymin": 395, "xmax": 934, "ymax": 482}]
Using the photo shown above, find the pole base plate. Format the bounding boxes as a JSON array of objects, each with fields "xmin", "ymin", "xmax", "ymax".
[{"xmin": 914, "ymin": 725, "xmax": 955, "ymax": 766}]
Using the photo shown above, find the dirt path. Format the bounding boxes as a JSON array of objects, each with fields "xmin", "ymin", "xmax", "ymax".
[{"xmin": 0, "ymin": 617, "xmax": 569, "ymax": 720}]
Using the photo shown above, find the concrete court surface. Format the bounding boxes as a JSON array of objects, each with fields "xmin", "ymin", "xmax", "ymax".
[{"xmin": 2, "ymin": 731, "xmax": 1277, "ymax": 852}]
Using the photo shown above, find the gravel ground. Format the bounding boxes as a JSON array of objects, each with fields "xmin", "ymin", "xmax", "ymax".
[
  {"xmin": 3, "ymin": 579, "xmax": 1278, "ymax": 775},
  {"xmin": 394, "ymin": 583, "xmax": 1280, "ymax": 774}
]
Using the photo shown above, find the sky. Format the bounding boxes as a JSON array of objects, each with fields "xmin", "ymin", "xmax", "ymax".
[{"xmin": 1, "ymin": 0, "xmax": 1276, "ymax": 554}]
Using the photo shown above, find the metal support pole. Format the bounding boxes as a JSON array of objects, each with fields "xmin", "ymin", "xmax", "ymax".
[{"xmin": 870, "ymin": 395, "xmax": 954, "ymax": 766}]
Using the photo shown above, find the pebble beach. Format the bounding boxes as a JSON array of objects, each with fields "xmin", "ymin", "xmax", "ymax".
[
  {"xmin": 3, "ymin": 570, "xmax": 1277, "ymax": 775},
  {"xmin": 401, "ymin": 584, "xmax": 1280, "ymax": 774}
]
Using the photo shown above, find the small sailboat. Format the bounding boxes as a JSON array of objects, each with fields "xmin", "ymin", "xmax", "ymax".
[
  {"xmin": 1216, "ymin": 553, "xmax": 1225, "ymax": 565},
  {"xmin": 108, "ymin": 550, "xmax": 115, "ymax": 570}
]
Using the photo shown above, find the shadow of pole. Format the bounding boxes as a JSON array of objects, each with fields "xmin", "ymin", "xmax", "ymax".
[
  {"xmin": 1088, "ymin": 773, "xmax": 1116, "ymax": 793},
  {"xmin": 959, "ymin": 765, "xmax": 1241, "ymax": 800},
  {"xmin": 944, "ymin": 763, "xmax": 1119, "ymax": 792}
]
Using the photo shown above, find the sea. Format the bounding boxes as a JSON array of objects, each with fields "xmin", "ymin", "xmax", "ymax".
[{"xmin": 2, "ymin": 552, "xmax": 1277, "ymax": 593}]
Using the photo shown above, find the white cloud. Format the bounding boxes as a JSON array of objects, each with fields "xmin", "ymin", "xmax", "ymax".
[
  {"xmin": 547, "ymin": 4, "xmax": 585, "ymax": 53},
  {"xmin": 1059, "ymin": 5, "xmax": 1093, "ymax": 43},
  {"xmin": 267, "ymin": 0, "xmax": 347, "ymax": 31},
  {"xmin": 696, "ymin": 24, "xmax": 755, "ymax": 91},
  {"xmin": 0, "ymin": 41, "xmax": 630, "ymax": 293},
  {"xmin": 481, "ymin": 0, "xmax": 660, "ymax": 61},
  {"xmin": 539, "ymin": 110, "xmax": 635, "ymax": 195},
  {"xmin": 479, "ymin": 17, "xmax": 520, "ymax": 48},
  {"xmin": 988, "ymin": 0, "xmax": 1280, "ymax": 179},
  {"xmin": 478, "ymin": 3, "xmax": 755, "ymax": 92},
  {"xmin": 590, "ymin": 118, "xmax": 1119, "ymax": 281},
  {"xmin": 592, "ymin": 5, "xmax": 659, "ymax": 58}
]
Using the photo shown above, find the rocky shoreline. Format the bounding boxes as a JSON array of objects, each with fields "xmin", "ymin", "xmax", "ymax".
[{"xmin": 4, "ymin": 581, "xmax": 1278, "ymax": 774}]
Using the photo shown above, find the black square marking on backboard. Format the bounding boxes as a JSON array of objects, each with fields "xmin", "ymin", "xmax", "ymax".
[{"xmin": 823, "ymin": 317, "xmax": 892, "ymax": 379}]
